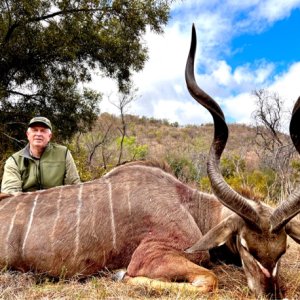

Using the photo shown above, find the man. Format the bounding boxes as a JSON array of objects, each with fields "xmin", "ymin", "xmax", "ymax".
[{"xmin": 1, "ymin": 116, "xmax": 80, "ymax": 194}]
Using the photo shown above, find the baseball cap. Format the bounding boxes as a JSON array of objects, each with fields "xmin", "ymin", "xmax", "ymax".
[{"xmin": 28, "ymin": 117, "xmax": 52, "ymax": 130}]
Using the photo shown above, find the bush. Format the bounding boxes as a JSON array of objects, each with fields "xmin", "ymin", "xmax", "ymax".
[
  {"xmin": 117, "ymin": 136, "xmax": 148, "ymax": 161},
  {"xmin": 166, "ymin": 155, "xmax": 198, "ymax": 183}
]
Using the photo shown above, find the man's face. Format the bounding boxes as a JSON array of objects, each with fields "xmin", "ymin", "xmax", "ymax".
[{"xmin": 26, "ymin": 125, "xmax": 52, "ymax": 148}]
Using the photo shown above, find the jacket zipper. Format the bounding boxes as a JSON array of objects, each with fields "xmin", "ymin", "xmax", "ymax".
[{"xmin": 36, "ymin": 160, "xmax": 42, "ymax": 190}]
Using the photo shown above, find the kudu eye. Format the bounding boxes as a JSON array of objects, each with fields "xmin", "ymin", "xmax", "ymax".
[{"xmin": 275, "ymin": 249, "xmax": 286, "ymax": 262}]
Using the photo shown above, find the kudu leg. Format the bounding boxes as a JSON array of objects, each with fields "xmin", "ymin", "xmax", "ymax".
[
  {"xmin": 126, "ymin": 244, "xmax": 217, "ymax": 293},
  {"xmin": 125, "ymin": 275, "xmax": 216, "ymax": 293}
]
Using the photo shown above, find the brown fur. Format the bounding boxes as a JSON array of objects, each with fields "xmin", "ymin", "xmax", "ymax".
[
  {"xmin": 117, "ymin": 160, "xmax": 173, "ymax": 174},
  {"xmin": 0, "ymin": 162, "xmax": 222, "ymax": 292}
]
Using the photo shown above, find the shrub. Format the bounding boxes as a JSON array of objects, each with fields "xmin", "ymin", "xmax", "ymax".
[{"xmin": 166, "ymin": 155, "xmax": 198, "ymax": 183}]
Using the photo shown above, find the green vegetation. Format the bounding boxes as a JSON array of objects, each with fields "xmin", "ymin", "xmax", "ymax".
[
  {"xmin": 166, "ymin": 155, "xmax": 198, "ymax": 183},
  {"xmin": 62, "ymin": 113, "xmax": 300, "ymax": 205},
  {"xmin": 1, "ymin": 110, "xmax": 299, "ymax": 203},
  {"xmin": 116, "ymin": 136, "xmax": 148, "ymax": 161}
]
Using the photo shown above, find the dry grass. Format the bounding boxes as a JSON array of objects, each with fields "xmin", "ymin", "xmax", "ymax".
[{"xmin": 0, "ymin": 240, "xmax": 299, "ymax": 300}]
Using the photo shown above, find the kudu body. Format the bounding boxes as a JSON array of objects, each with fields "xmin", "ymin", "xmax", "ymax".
[
  {"xmin": 0, "ymin": 25, "xmax": 299, "ymax": 298},
  {"xmin": 0, "ymin": 162, "xmax": 222, "ymax": 291}
]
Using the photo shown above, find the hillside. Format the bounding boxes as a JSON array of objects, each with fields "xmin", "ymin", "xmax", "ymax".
[
  {"xmin": 71, "ymin": 113, "xmax": 297, "ymax": 203},
  {"xmin": 126, "ymin": 115, "xmax": 258, "ymax": 159},
  {"xmin": 105, "ymin": 113, "xmax": 257, "ymax": 156}
]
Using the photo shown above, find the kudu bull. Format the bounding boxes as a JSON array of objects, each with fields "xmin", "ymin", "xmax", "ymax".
[{"xmin": 0, "ymin": 25, "xmax": 299, "ymax": 298}]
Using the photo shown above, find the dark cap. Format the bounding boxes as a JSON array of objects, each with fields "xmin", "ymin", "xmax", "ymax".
[{"xmin": 28, "ymin": 117, "xmax": 52, "ymax": 130}]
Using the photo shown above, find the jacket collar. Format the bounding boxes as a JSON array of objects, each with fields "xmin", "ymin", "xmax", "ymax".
[{"xmin": 20, "ymin": 143, "xmax": 52, "ymax": 159}]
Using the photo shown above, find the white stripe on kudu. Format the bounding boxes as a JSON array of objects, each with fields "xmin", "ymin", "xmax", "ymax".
[
  {"xmin": 107, "ymin": 179, "xmax": 117, "ymax": 250},
  {"xmin": 74, "ymin": 184, "xmax": 83, "ymax": 260},
  {"xmin": 22, "ymin": 194, "xmax": 39, "ymax": 257},
  {"xmin": 5, "ymin": 202, "xmax": 22, "ymax": 263},
  {"xmin": 51, "ymin": 186, "xmax": 63, "ymax": 255},
  {"xmin": 0, "ymin": 197, "xmax": 14, "ymax": 212},
  {"xmin": 126, "ymin": 184, "xmax": 132, "ymax": 216},
  {"xmin": 91, "ymin": 183, "xmax": 98, "ymax": 240}
]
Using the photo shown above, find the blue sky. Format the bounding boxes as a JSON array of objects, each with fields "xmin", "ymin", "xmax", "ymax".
[
  {"xmin": 229, "ymin": 9, "xmax": 300, "ymax": 70},
  {"xmin": 94, "ymin": 0, "xmax": 300, "ymax": 128}
]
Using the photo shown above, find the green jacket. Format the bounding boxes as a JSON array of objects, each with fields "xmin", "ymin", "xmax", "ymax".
[{"xmin": 1, "ymin": 143, "xmax": 80, "ymax": 194}]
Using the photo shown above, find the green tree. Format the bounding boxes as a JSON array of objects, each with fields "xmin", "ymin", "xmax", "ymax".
[
  {"xmin": 221, "ymin": 155, "xmax": 246, "ymax": 179},
  {"xmin": 109, "ymin": 84, "xmax": 139, "ymax": 164},
  {"xmin": 0, "ymin": 0, "xmax": 172, "ymax": 147},
  {"xmin": 116, "ymin": 136, "xmax": 148, "ymax": 161},
  {"xmin": 166, "ymin": 155, "xmax": 198, "ymax": 183}
]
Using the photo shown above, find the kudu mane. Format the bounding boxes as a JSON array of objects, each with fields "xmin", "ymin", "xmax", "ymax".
[{"xmin": 117, "ymin": 160, "xmax": 173, "ymax": 174}]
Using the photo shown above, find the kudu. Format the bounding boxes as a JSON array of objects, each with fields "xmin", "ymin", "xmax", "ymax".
[{"xmin": 0, "ymin": 25, "xmax": 299, "ymax": 299}]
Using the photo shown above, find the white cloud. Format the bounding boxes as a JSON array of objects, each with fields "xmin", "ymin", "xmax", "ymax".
[
  {"xmin": 221, "ymin": 61, "xmax": 300, "ymax": 127},
  {"xmin": 212, "ymin": 61, "xmax": 232, "ymax": 85},
  {"xmin": 256, "ymin": 0, "xmax": 300, "ymax": 22},
  {"xmin": 133, "ymin": 24, "xmax": 190, "ymax": 91},
  {"xmin": 152, "ymin": 99, "xmax": 212, "ymax": 124},
  {"xmin": 233, "ymin": 62, "xmax": 275, "ymax": 86},
  {"xmin": 269, "ymin": 62, "xmax": 300, "ymax": 110},
  {"xmin": 222, "ymin": 93, "xmax": 256, "ymax": 124}
]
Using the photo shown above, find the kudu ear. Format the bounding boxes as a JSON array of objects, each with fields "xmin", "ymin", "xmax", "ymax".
[
  {"xmin": 185, "ymin": 215, "xmax": 240, "ymax": 253},
  {"xmin": 285, "ymin": 218, "xmax": 300, "ymax": 244}
]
